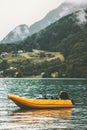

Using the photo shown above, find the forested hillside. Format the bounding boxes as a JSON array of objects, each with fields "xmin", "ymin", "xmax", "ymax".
[{"xmin": 0, "ymin": 9, "xmax": 87, "ymax": 78}]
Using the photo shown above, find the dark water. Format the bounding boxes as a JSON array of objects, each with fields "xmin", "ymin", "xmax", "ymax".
[{"xmin": 0, "ymin": 78, "xmax": 87, "ymax": 130}]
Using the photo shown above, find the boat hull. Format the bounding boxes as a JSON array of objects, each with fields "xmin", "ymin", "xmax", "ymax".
[{"xmin": 8, "ymin": 94, "xmax": 73, "ymax": 109}]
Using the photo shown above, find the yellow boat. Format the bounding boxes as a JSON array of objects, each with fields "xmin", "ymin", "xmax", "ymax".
[{"xmin": 8, "ymin": 94, "xmax": 73, "ymax": 109}]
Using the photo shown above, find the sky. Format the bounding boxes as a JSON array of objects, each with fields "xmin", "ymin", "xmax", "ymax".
[{"xmin": 0, "ymin": 0, "xmax": 65, "ymax": 41}]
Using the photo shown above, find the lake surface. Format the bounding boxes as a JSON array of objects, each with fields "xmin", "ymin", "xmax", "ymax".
[{"xmin": 0, "ymin": 78, "xmax": 87, "ymax": 130}]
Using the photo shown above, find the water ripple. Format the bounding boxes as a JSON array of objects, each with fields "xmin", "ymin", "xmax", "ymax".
[{"xmin": 0, "ymin": 78, "xmax": 87, "ymax": 130}]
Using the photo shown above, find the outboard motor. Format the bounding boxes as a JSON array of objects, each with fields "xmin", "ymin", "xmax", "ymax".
[{"xmin": 59, "ymin": 91, "xmax": 69, "ymax": 99}]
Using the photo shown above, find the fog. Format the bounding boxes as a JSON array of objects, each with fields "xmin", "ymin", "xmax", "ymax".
[
  {"xmin": 66, "ymin": 0, "xmax": 87, "ymax": 5},
  {"xmin": 76, "ymin": 10, "xmax": 87, "ymax": 25}
]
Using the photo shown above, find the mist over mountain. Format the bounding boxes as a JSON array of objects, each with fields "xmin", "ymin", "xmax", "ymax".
[
  {"xmin": 1, "ymin": 0, "xmax": 87, "ymax": 44},
  {"xmin": 29, "ymin": 0, "xmax": 87, "ymax": 35},
  {"xmin": 1, "ymin": 24, "xmax": 30, "ymax": 44},
  {"xmin": 0, "ymin": 8, "xmax": 87, "ymax": 77},
  {"xmin": 22, "ymin": 9, "xmax": 87, "ymax": 53},
  {"xmin": 1, "ymin": 9, "xmax": 87, "ymax": 54}
]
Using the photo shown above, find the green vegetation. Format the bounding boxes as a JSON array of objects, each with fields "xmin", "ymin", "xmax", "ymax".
[
  {"xmin": 0, "ymin": 51, "xmax": 65, "ymax": 78},
  {"xmin": 0, "ymin": 10, "xmax": 87, "ymax": 78}
]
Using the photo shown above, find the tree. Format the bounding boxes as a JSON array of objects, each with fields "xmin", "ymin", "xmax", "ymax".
[{"xmin": 0, "ymin": 60, "xmax": 9, "ymax": 71}]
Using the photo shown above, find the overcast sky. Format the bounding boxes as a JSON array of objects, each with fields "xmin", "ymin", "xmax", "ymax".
[{"xmin": 0, "ymin": 0, "xmax": 65, "ymax": 40}]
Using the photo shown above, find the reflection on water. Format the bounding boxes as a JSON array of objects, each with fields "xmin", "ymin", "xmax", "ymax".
[
  {"xmin": 0, "ymin": 78, "xmax": 87, "ymax": 130},
  {"xmin": 12, "ymin": 108, "xmax": 72, "ymax": 119},
  {"xmin": 8, "ymin": 108, "xmax": 72, "ymax": 130}
]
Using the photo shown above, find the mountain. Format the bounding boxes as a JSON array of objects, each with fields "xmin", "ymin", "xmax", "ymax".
[
  {"xmin": 1, "ymin": 1, "xmax": 87, "ymax": 44},
  {"xmin": 29, "ymin": 1, "xmax": 87, "ymax": 35},
  {"xmin": 1, "ymin": 24, "xmax": 30, "ymax": 44},
  {"xmin": 1, "ymin": 9, "xmax": 87, "ymax": 52},
  {"xmin": 0, "ymin": 9, "xmax": 87, "ymax": 77},
  {"xmin": 18, "ymin": 9, "xmax": 87, "ymax": 77},
  {"xmin": 22, "ymin": 9, "xmax": 87, "ymax": 52}
]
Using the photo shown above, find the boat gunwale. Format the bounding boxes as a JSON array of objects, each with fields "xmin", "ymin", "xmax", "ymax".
[{"xmin": 8, "ymin": 94, "xmax": 73, "ymax": 109}]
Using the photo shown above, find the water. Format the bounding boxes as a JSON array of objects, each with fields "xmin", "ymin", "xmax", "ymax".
[{"xmin": 0, "ymin": 78, "xmax": 87, "ymax": 130}]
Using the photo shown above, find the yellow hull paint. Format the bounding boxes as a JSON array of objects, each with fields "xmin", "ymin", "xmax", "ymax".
[{"xmin": 8, "ymin": 94, "xmax": 73, "ymax": 109}]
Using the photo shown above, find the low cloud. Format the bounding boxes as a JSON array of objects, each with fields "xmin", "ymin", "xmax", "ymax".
[
  {"xmin": 76, "ymin": 10, "xmax": 87, "ymax": 25},
  {"xmin": 65, "ymin": 0, "xmax": 87, "ymax": 5}
]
